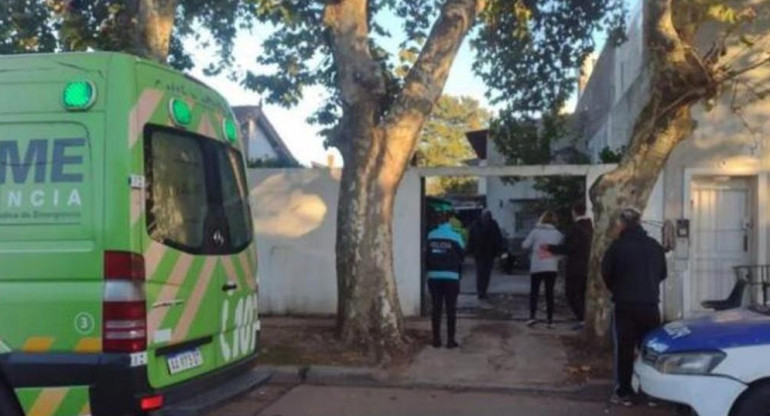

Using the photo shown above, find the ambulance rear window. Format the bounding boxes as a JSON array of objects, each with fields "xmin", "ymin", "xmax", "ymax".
[{"xmin": 144, "ymin": 125, "xmax": 252, "ymax": 255}]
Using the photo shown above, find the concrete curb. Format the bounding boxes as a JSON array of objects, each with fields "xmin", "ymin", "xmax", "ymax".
[
  {"xmin": 160, "ymin": 369, "xmax": 273, "ymax": 416},
  {"xmin": 305, "ymin": 365, "xmax": 385, "ymax": 386},
  {"xmin": 257, "ymin": 365, "xmax": 384, "ymax": 386},
  {"xmin": 262, "ymin": 365, "xmax": 306, "ymax": 384},
  {"xmin": 256, "ymin": 365, "xmax": 615, "ymax": 402}
]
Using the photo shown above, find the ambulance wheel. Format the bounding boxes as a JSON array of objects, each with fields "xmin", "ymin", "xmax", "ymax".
[
  {"xmin": 0, "ymin": 384, "xmax": 21, "ymax": 416},
  {"xmin": 732, "ymin": 384, "xmax": 770, "ymax": 416}
]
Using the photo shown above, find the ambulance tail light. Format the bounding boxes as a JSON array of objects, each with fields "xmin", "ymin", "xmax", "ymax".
[
  {"xmin": 103, "ymin": 251, "xmax": 147, "ymax": 353},
  {"xmin": 140, "ymin": 394, "xmax": 164, "ymax": 411}
]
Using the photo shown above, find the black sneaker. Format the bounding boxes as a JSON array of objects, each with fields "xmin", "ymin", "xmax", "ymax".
[
  {"xmin": 446, "ymin": 340, "xmax": 459, "ymax": 349},
  {"xmin": 432, "ymin": 339, "xmax": 442, "ymax": 348},
  {"xmin": 609, "ymin": 392, "xmax": 634, "ymax": 407}
]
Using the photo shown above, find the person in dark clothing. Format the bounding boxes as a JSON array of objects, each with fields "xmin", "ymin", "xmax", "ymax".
[
  {"xmin": 467, "ymin": 210, "xmax": 504, "ymax": 300},
  {"xmin": 547, "ymin": 202, "xmax": 593, "ymax": 328},
  {"xmin": 426, "ymin": 211, "xmax": 466, "ymax": 349},
  {"xmin": 602, "ymin": 208, "xmax": 667, "ymax": 406}
]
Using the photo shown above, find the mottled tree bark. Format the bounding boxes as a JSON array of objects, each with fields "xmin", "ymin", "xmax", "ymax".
[
  {"xmin": 585, "ymin": 0, "xmax": 718, "ymax": 341},
  {"xmin": 135, "ymin": 0, "xmax": 178, "ymax": 63},
  {"xmin": 327, "ymin": 0, "xmax": 485, "ymax": 358},
  {"xmin": 586, "ymin": 108, "xmax": 697, "ymax": 342}
]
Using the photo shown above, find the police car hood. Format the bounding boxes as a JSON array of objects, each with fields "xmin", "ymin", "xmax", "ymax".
[{"xmin": 644, "ymin": 308, "xmax": 770, "ymax": 354}]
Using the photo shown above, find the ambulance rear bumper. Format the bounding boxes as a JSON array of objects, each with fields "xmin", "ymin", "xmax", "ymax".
[{"xmin": 0, "ymin": 348, "xmax": 263, "ymax": 416}]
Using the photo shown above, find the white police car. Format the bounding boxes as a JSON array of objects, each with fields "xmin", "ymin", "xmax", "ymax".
[{"xmin": 634, "ymin": 307, "xmax": 770, "ymax": 416}]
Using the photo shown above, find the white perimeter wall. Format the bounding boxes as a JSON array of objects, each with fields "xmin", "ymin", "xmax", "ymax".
[{"xmin": 249, "ymin": 168, "xmax": 422, "ymax": 317}]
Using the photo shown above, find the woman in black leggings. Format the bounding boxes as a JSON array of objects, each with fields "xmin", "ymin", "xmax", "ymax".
[{"xmin": 521, "ymin": 211, "xmax": 564, "ymax": 328}]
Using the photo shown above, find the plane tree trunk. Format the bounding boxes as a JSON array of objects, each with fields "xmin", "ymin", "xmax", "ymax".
[
  {"xmin": 327, "ymin": 0, "xmax": 485, "ymax": 359},
  {"xmin": 585, "ymin": 0, "xmax": 719, "ymax": 341}
]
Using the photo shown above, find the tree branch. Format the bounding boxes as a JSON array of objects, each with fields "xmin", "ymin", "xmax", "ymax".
[
  {"xmin": 379, "ymin": 0, "xmax": 485, "ymax": 185},
  {"xmin": 136, "ymin": 0, "xmax": 178, "ymax": 62},
  {"xmin": 647, "ymin": 0, "xmax": 715, "ymax": 100},
  {"xmin": 654, "ymin": 88, "xmax": 704, "ymax": 124},
  {"xmin": 323, "ymin": 0, "xmax": 384, "ymax": 107},
  {"xmin": 719, "ymin": 54, "xmax": 770, "ymax": 83},
  {"xmin": 728, "ymin": 78, "xmax": 770, "ymax": 112}
]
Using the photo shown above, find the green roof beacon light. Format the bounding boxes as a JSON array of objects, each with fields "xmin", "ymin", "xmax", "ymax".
[
  {"xmin": 63, "ymin": 81, "xmax": 96, "ymax": 111},
  {"xmin": 169, "ymin": 98, "xmax": 192, "ymax": 127},
  {"xmin": 223, "ymin": 118, "xmax": 238, "ymax": 144}
]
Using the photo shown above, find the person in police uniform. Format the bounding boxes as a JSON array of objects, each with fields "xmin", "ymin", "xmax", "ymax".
[{"xmin": 426, "ymin": 208, "xmax": 466, "ymax": 348}]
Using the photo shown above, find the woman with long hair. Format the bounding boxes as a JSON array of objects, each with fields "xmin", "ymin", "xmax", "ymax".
[{"xmin": 522, "ymin": 210, "xmax": 564, "ymax": 328}]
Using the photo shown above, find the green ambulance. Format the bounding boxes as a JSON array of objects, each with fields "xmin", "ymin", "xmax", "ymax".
[{"xmin": 0, "ymin": 52, "xmax": 261, "ymax": 416}]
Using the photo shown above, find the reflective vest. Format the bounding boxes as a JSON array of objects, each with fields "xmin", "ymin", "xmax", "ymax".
[{"xmin": 427, "ymin": 223, "xmax": 465, "ymax": 280}]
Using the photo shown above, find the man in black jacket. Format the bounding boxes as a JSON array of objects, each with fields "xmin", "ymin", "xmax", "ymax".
[
  {"xmin": 468, "ymin": 210, "xmax": 504, "ymax": 300},
  {"xmin": 602, "ymin": 208, "xmax": 667, "ymax": 406},
  {"xmin": 547, "ymin": 202, "xmax": 593, "ymax": 327}
]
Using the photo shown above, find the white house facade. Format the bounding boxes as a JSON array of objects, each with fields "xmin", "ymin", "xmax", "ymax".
[
  {"xmin": 465, "ymin": 130, "xmax": 544, "ymax": 239},
  {"xmin": 577, "ymin": 2, "xmax": 770, "ymax": 320}
]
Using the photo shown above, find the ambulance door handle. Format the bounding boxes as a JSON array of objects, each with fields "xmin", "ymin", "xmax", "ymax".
[{"xmin": 222, "ymin": 282, "xmax": 238, "ymax": 292}]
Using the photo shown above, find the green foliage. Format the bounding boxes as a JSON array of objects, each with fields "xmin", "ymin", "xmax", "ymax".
[
  {"xmin": 533, "ymin": 177, "xmax": 585, "ymax": 230},
  {"xmin": 489, "ymin": 111, "xmax": 588, "ymax": 231},
  {"xmin": 415, "ymin": 95, "xmax": 490, "ymax": 197},
  {"xmin": 415, "ymin": 95, "xmax": 490, "ymax": 167},
  {"xmin": 474, "ymin": 0, "xmax": 626, "ymax": 228},
  {"xmin": 532, "ymin": 139, "xmax": 589, "ymax": 231},
  {"xmin": 425, "ymin": 176, "xmax": 478, "ymax": 197},
  {"xmin": 599, "ymin": 146, "xmax": 624, "ymax": 164},
  {"xmin": 0, "ymin": 0, "xmax": 253, "ymax": 71},
  {"xmin": 490, "ymin": 111, "xmax": 566, "ymax": 166},
  {"xmin": 707, "ymin": 4, "xmax": 739, "ymax": 24},
  {"xmin": 0, "ymin": 1, "xmax": 57, "ymax": 54},
  {"xmin": 477, "ymin": 0, "xmax": 625, "ymax": 221},
  {"xmin": 246, "ymin": 0, "xmax": 451, "ymax": 142},
  {"xmin": 475, "ymin": 0, "xmax": 626, "ymax": 114},
  {"xmin": 244, "ymin": 0, "xmax": 626, "ymax": 129},
  {"xmin": 245, "ymin": 1, "xmax": 329, "ymax": 107}
]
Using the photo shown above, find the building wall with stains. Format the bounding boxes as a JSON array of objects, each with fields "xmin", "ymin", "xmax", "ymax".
[{"xmin": 249, "ymin": 168, "xmax": 422, "ymax": 316}]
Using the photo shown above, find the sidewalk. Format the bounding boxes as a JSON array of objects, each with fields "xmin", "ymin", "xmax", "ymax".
[
  {"xmin": 256, "ymin": 316, "xmax": 610, "ymax": 398},
  {"xmin": 391, "ymin": 319, "xmax": 574, "ymax": 389}
]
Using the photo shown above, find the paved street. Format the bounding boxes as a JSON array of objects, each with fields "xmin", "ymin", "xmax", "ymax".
[{"xmin": 213, "ymin": 384, "xmax": 675, "ymax": 416}]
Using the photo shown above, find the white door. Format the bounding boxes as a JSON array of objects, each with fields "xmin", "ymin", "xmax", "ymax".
[{"xmin": 690, "ymin": 177, "xmax": 753, "ymax": 313}]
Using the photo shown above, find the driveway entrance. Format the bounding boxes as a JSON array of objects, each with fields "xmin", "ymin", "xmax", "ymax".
[{"xmin": 415, "ymin": 164, "xmax": 616, "ymax": 319}]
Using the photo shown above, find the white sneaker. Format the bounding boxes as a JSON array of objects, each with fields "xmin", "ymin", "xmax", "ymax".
[
  {"xmin": 609, "ymin": 393, "xmax": 634, "ymax": 407},
  {"xmin": 526, "ymin": 319, "xmax": 537, "ymax": 327}
]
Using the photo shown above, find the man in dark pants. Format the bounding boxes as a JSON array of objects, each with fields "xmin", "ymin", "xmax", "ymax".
[
  {"xmin": 426, "ymin": 210, "xmax": 466, "ymax": 348},
  {"xmin": 547, "ymin": 202, "xmax": 593, "ymax": 329},
  {"xmin": 468, "ymin": 210, "xmax": 503, "ymax": 300},
  {"xmin": 602, "ymin": 208, "xmax": 667, "ymax": 406}
]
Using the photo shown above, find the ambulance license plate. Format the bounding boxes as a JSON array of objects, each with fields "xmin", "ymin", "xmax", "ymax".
[{"xmin": 167, "ymin": 349, "xmax": 203, "ymax": 375}]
